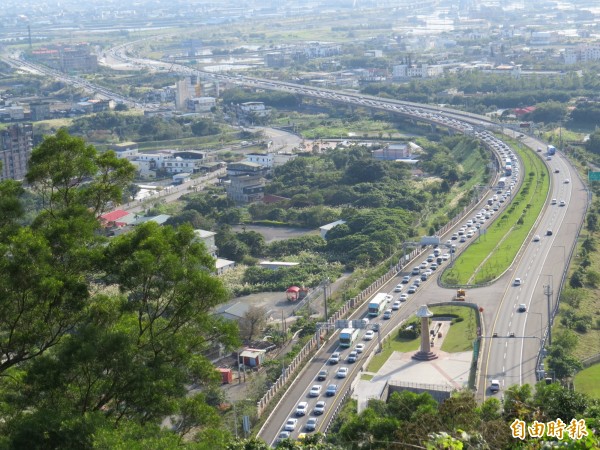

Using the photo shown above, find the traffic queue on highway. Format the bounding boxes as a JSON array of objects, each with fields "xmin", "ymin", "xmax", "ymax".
[{"xmin": 272, "ymin": 225, "xmax": 500, "ymax": 445}]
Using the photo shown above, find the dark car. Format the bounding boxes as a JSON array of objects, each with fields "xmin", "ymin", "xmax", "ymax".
[
  {"xmin": 317, "ymin": 369, "xmax": 328, "ymax": 381},
  {"xmin": 325, "ymin": 384, "xmax": 338, "ymax": 397}
]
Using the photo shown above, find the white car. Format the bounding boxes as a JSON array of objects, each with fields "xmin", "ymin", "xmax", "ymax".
[
  {"xmin": 551, "ymin": 198, "xmax": 557, "ymax": 205},
  {"xmin": 533, "ymin": 235, "xmax": 540, "ymax": 242},
  {"xmin": 518, "ymin": 303, "xmax": 527, "ymax": 312},
  {"xmin": 399, "ymin": 293, "xmax": 409, "ymax": 301},
  {"xmin": 329, "ymin": 352, "xmax": 341, "ymax": 365},
  {"xmin": 305, "ymin": 417, "xmax": 318, "ymax": 432},
  {"xmin": 394, "ymin": 284, "xmax": 403, "ymax": 292},
  {"xmin": 420, "ymin": 261, "xmax": 428, "ymax": 269},
  {"xmin": 514, "ymin": 278, "xmax": 522, "ymax": 286},
  {"xmin": 355, "ymin": 343, "xmax": 365, "ymax": 353},
  {"xmin": 277, "ymin": 431, "xmax": 290, "ymax": 443},
  {"xmin": 309, "ymin": 385, "xmax": 322, "ymax": 397},
  {"xmin": 385, "ymin": 294, "xmax": 393, "ymax": 303},
  {"xmin": 336, "ymin": 367, "xmax": 348, "ymax": 378},
  {"xmin": 284, "ymin": 418, "xmax": 298, "ymax": 431},
  {"xmin": 392, "ymin": 301, "xmax": 401, "ymax": 310},
  {"xmin": 296, "ymin": 402, "xmax": 308, "ymax": 416},
  {"xmin": 490, "ymin": 380, "xmax": 501, "ymax": 393},
  {"xmin": 559, "ymin": 200, "xmax": 566, "ymax": 206},
  {"xmin": 364, "ymin": 330, "xmax": 375, "ymax": 340},
  {"xmin": 564, "ymin": 179, "xmax": 570, "ymax": 184},
  {"xmin": 442, "ymin": 253, "xmax": 450, "ymax": 260},
  {"xmin": 313, "ymin": 401, "xmax": 326, "ymax": 415}
]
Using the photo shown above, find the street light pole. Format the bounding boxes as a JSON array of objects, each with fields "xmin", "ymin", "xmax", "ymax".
[
  {"xmin": 323, "ymin": 277, "xmax": 329, "ymax": 323},
  {"xmin": 543, "ymin": 275, "xmax": 554, "ymax": 347}
]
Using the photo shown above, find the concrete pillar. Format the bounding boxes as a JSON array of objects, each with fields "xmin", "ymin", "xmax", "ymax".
[{"xmin": 412, "ymin": 305, "xmax": 438, "ymax": 361}]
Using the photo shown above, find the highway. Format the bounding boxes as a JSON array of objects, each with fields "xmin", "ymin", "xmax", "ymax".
[
  {"xmin": 481, "ymin": 142, "xmax": 587, "ymax": 397},
  {"xmin": 7, "ymin": 45, "xmax": 588, "ymax": 443}
]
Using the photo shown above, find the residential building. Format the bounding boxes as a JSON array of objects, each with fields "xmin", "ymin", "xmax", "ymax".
[
  {"xmin": 30, "ymin": 103, "xmax": 51, "ymax": 121},
  {"xmin": 108, "ymin": 142, "xmax": 139, "ymax": 159},
  {"xmin": 193, "ymin": 229, "xmax": 218, "ymax": 257},
  {"xmin": 372, "ymin": 143, "xmax": 410, "ymax": 160},
  {"xmin": 0, "ymin": 123, "xmax": 33, "ymax": 181},
  {"xmin": 245, "ymin": 153, "xmax": 274, "ymax": 167},
  {"xmin": 188, "ymin": 96, "xmax": 216, "ymax": 113},
  {"xmin": 225, "ymin": 161, "xmax": 266, "ymax": 203},
  {"xmin": 0, "ymin": 105, "xmax": 25, "ymax": 121},
  {"xmin": 265, "ymin": 52, "xmax": 286, "ymax": 68},
  {"xmin": 564, "ymin": 44, "xmax": 600, "ymax": 64},
  {"xmin": 163, "ymin": 157, "xmax": 203, "ymax": 174},
  {"xmin": 392, "ymin": 64, "xmax": 443, "ymax": 79},
  {"xmin": 238, "ymin": 101, "xmax": 270, "ymax": 117},
  {"xmin": 175, "ymin": 78, "xmax": 191, "ymax": 111}
]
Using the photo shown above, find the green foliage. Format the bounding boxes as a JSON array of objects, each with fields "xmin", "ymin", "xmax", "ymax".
[
  {"xmin": 525, "ymin": 101, "xmax": 568, "ymax": 123},
  {"xmin": 0, "ymin": 130, "xmax": 239, "ymax": 446},
  {"xmin": 547, "ymin": 330, "xmax": 584, "ymax": 380},
  {"xmin": 242, "ymin": 254, "xmax": 341, "ymax": 291},
  {"xmin": 267, "ymin": 235, "xmax": 327, "ymax": 257},
  {"xmin": 222, "ymin": 88, "xmax": 300, "ymax": 108},
  {"xmin": 362, "ymin": 71, "xmax": 588, "ymax": 112},
  {"xmin": 69, "ymin": 112, "xmax": 222, "ymax": 142},
  {"xmin": 398, "ymin": 319, "xmax": 421, "ymax": 339}
]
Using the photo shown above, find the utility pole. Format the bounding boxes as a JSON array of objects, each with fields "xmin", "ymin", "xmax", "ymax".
[
  {"xmin": 544, "ymin": 282, "xmax": 553, "ymax": 346},
  {"xmin": 323, "ymin": 278, "xmax": 329, "ymax": 323}
]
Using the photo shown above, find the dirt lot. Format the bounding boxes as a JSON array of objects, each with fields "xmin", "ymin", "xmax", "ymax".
[{"xmin": 231, "ymin": 224, "xmax": 317, "ymax": 243}]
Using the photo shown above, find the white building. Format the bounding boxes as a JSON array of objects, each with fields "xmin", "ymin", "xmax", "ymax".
[
  {"xmin": 239, "ymin": 102, "xmax": 270, "ymax": 117},
  {"xmin": 175, "ymin": 78, "xmax": 191, "ymax": 111},
  {"xmin": 392, "ymin": 64, "xmax": 443, "ymax": 79},
  {"xmin": 564, "ymin": 44, "xmax": 600, "ymax": 64},
  {"xmin": 193, "ymin": 229, "xmax": 217, "ymax": 257},
  {"xmin": 319, "ymin": 220, "xmax": 346, "ymax": 239},
  {"xmin": 109, "ymin": 142, "xmax": 139, "ymax": 159},
  {"xmin": 163, "ymin": 157, "xmax": 203, "ymax": 174},
  {"xmin": 529, "ymin": 31, "xmax": 559, "ymax": 46},
  {"xmin": 188, "ymin": 96, "xmax": 216, "ymax": 113}
]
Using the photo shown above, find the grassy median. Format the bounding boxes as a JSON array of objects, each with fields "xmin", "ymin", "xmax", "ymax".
[{"xmin": 442, "ymin": 143, "xmax": 550, "ymax": 285}]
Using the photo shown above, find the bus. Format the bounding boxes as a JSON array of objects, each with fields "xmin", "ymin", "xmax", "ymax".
[
  {"xmin": 339, "ymin": 328, "xmax": 360, "ymax": 347},
  {"xmin": 547, "ymin": 145, "xmax": 556, "ymax": 156},
  {"xmin": 368, "ymin": 293, "xmax": 388, "ymax": 317},
  {"xmin": 498, "ymin": 177, "xmax": 507, "ymax": 189}
]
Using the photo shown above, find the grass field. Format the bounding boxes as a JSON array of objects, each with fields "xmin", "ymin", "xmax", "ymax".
[
  {"xmin": 574, "ymin": 364, "xmax": 600, "ymax": 399},
  {"xmin": 366, "ymin": 336, "xmax": 420, "ymax": 373},
  {"xmin": 442, "ymin": 142, "xmax": 549, "ymax": 285},
  {"xmin": 430, "ymin": 305, "xmax": 478, "ymax": 353}
]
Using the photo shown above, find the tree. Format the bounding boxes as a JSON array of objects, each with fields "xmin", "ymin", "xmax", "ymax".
[
  {"xmin": 546, "ymin": 330, "xmax": 583, "ymax": 380},
  {"xmin": 239, "ymin": 306, "xmax": 267, "ymax": 342},
  {"xmin": 0, "ymin": 131, "xmax": 239, "ymax": 446},
  {"xmin": 0, "ymin": 130, "xmax": 135, "ymax": 375},
  {"xmin": 533, "ymin": 382, "xmax": 589, "ymax": 422},
  {"xmin": 26, "ymin": 128, "xmax": 135, "ymax": 215}
]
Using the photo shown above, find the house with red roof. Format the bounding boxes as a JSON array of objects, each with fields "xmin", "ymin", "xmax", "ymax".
[{"xmin": 99, "ymin": 209, "xmax": 136, "ymax": 228}]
